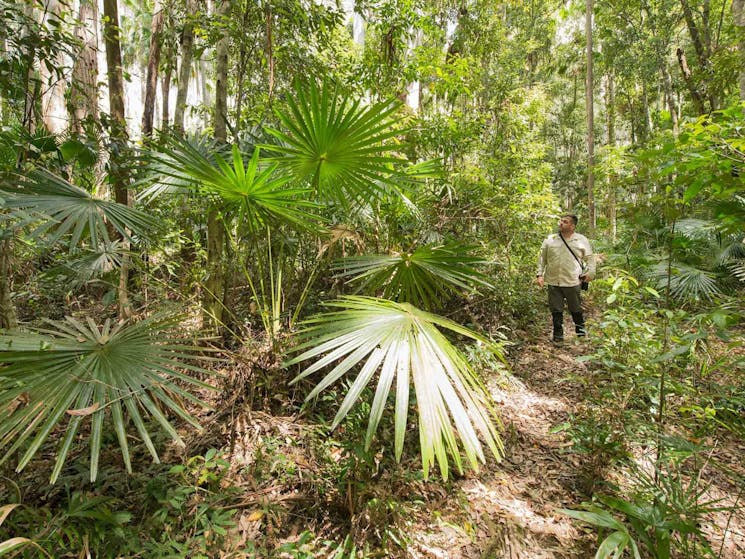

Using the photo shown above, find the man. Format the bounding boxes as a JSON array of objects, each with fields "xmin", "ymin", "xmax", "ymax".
[{"xmin": 536, "ymin": 214, "xmax": 595, "ymax": 343}]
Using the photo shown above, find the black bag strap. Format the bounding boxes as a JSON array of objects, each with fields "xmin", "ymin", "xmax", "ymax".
[{"xmin": 559, "ymin": 234, "xmax": 582, "ymax": 267}]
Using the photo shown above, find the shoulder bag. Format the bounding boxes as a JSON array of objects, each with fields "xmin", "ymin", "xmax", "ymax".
[{"xmin": 559, "ymin": 235, "xmax": 589, "ymax": 291}]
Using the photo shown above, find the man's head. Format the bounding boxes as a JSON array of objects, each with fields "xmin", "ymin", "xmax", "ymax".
[{"xmin": 559, "ymin": 214, "xmax": 578, "ymax": 234}]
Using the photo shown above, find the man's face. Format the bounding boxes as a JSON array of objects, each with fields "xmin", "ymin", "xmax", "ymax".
[{"xmin": 558, "ymin": 216, "xmax": 575, "ymax": 234}]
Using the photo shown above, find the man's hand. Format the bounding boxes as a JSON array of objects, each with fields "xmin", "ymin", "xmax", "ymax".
[{"xmin": 536, "ymin": 275, "xmax": 544, "ymax": 288}]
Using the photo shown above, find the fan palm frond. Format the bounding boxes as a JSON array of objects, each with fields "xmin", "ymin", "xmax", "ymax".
[
  {"xmin": 142, "ymin": 136, "xmax": 319, "ymax": 232},
  {"xmin": 0, "ymin": 314, "xmax": 215, "ymax": 483},
  {"xmin": 42, "ymin": 241, "xmax": 125, "ymax": 284},
  {"xmin": 651, "ymin": 261, "xmax": 722, "ymax": 301},
  {"xmin": 334, "ymin": 244, "xmax": 493, "ymax": 311},
  {"xmin": 285, "ymin": 296, "xmax": 503, "ymax": 480},
  {"xmin": 0, "ymin": 169, "xmax": 160, "ymax": 248},
  {"xmin": 264, "ymin": 80, "xmax": 405, "ymax": 208}
]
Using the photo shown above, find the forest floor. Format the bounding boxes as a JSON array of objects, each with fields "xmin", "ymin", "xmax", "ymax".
[{"xmin": 219, "ymin": 320, "xmax": 745, "ymax": 558}]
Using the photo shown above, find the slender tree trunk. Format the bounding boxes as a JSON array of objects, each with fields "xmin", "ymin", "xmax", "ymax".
[
  {"xmin": 142, "ymin": 0, "xmax": 164, "ymax": 141},
  {"xmin": 174, "ymin": 0, "xmax": 197, "ymax": 134},
  {"xmin": 204, "ymin": 0, "xmax": 230, "ymax": 331},
  {"xmin": 161, "ymin": 63, "xmax": 172, "ymax": 130},
  {"xmin": 606, "ymin": 71, "xmax": 617, "ymax": 242},
  {"xmin": 102, "ymin": 0, "xmax": 132, "ymax": 319},
  {"xmin": 585, "ymin": 0, "xmax": 595, "ymax": 231},
  {"xmin": 265, "ymin": 2, "xmax": 275, "ymax": 102},
  {"xmin": 680, "ymin": 0, "xmax": 717, "ymax": 110},
  {"xmin": 0, "ymin": 240, "xmax": 17, "ymax": 330},
  {"xmin": 21, "ymin": 0, "xmax": 39, "ymax": 137},
  {"xmin": 660, "ymin": 62, "xmax": 679, "ymax": 135},
  {"xmin": 70, "ymin": 0, "xmax": 100, "ymax": 136},
  {"xmin": 676, "ymin": 47, "xmax": 706, "ymax": 113},
  {"xmin": 39, "ymin": 0, "xmax": 66, "ymax": 134},
  {"xmin": 734, "ymin": 0, "xmax": 745, "ymax": 100}
]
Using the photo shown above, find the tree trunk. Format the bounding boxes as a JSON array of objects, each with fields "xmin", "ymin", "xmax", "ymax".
[
  {"xmin": 734, "ymin": 0, "xmax": 745, "ymax": 100},
  {"xmin": 102, "ymin": 0, "xmax": 132, "ymax": 319},
  {"xmin": 606, "ymin": 71, "xmax": 617, "ymax": 242},
  {"xmin": 585, "ymin": 0, "xmax": 595, "ymax": 231},
  {"xmin": 39, "ymin": 0, "xmax": 67, "ymax": 134},
  {"xmin": 680, "ymin": 0, "xmax": 717, "ymax": 110},
  {"xmin": 676, "ymin": 47, "xmax": 706, "ymax": 113},
  {"xmin": 660, "ymin": 62, "xmax": 679, "ymax": 135},
  {"xmin": 142, "ymin": 0, "xmax": 164, "ymax": 141},
  {"xmin": 204, "ymin": 0, "xmax": 231, "ymax": 331},
  {"xmin": 70, "ymin": 0, "xmax": 100, "ymax": 136},
  {"xmin": 265, "ymin": 2, "xmax": 275, "ymax": 102},
  {"xmin": 174, "ymin": 0, "xmax": 197, "ymax": 135},
  {"xmin": 0, "ymin": 240, "xmax": 17, "ymax": 330}
]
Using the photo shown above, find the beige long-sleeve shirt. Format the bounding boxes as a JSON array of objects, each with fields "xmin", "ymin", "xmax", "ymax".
[{"xmin": 536, "ymin": 233, "xmax": 595, "ymax": 287}]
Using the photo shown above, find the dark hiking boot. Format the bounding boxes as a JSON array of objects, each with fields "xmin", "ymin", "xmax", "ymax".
[{"xmin": 571, "ymin": 312, "xmax": 586, "ymax": 337}]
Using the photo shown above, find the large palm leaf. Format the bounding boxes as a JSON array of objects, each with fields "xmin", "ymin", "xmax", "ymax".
[
  {"xmin": 0, "ymin": 169, "xmax": 159, "ymax": 248},
  {"xmin": 0, "ymin": 314, "xmax": 214, "ymax": 483},
  {"xmin": 333, "ymin": 243, "xmax": 493, "ymax": 311},
  {"xmin": 141, "ymin": 136, "xmax": 319, "ymax": 232},
  {"xmin": 285, "ymin": 296, "xmax": 503, "ymax": 480},
  {"xmin": 264, "ymin": 80, "xmax": 405, "ymax": 207}
]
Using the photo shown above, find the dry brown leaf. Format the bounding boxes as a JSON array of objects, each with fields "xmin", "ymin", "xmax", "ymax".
[{"xmin": 66, "ymin": 402, "xmax": 100, "ymax": 416}]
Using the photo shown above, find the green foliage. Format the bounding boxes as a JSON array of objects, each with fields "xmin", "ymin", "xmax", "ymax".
[
  {"xmin": 563, "ymin": 461, "xmax": 722, "ymax": 559},
  {"xmin": 142, "ymin": 136, "xmax": 320, "ymax": 233},
  {"xmin": 265, "ymin": 80, "xmax": 407, "ymax": 208},
  {"xmin": 334, "ymin": 243, "xmax": 492, "ymax": 311},
  {"xmin": 286, "ymin": 295, "xmax": 504, "ymax": 480},
  {"xmin": 0, "ymin": 314, "xmax": 214, "ymax": 482},
  {"xmin": 1, "ymin": 169, "xmax": 159, "ymax": 248}
]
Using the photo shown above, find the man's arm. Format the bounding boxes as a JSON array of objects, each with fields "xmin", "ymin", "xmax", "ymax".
[
  {"xmin": 582, "ymin": 237, "xmax": 596, "ymax": 280},
  {"xmin": 536, "ymin": 239, "xmax": 547, "ymax": 286}
]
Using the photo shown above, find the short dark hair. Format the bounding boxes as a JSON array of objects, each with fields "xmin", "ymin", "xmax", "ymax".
[{"xmin": 562, "ymin": 214, "xmax": 578, "ymax": 226}]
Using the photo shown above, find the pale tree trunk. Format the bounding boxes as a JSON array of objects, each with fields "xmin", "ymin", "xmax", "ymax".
[
  {"xmin": 103, "ymin": 0, "xmax": 132, "ymax": 319},
  {"xmin": 161, "ymin": 68, "xmax": 172, "ymax": 130},
  {"xmin": 585, "ymin": 0, "xmax": 595, "ymax": 231},
  {"xmin": 606, "ymin": 72, "xmax": 617, "ymax": 242},
  {"xmin": 142, "ymin": 0, "xmax": 164, "ymax": 141},
  {"xmin": 70, "ymin": 0, "xmax": 100, "ymax": 136},
  {"xmin": 39, "ymin": 0, "xmax": 67, "ymax": 134},
  {"xmin": 660, "ymin": 62, "xmax": 679, "ymax": 135},
  {"xmin": 204, "ymin": 0, "xmax": 230, "ymax": 331},
  {"xmin": 174, "ymin": 0, "xmax": 197, "ymax": 134},
  {"xmin": 265, "ymin": 2, "xmax": 275, "ymax": 102},
  {"xmin": 22, "ymin": 0, "xmax": 39, "ymax": 136},
  {"xmin": 734, "ymin": 0, "xmax": 745, "ymax": 100}
]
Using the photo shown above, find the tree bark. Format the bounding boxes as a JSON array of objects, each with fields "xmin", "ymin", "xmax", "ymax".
[
  {"xmin": 660, "ymin": 62, "xmax": 679, "ymax": 135},
  {"xmin": 39, "ymin": 0, "xmax": 67, "ymax": 134},
  {"xmin": 680, "ymin": 0, "xmax": 717, "ymax": 110},
  {"xmin": 585, "ymin": 0, "xmax": 595, "ymax": 231},
  {"xmin": 204, "ymin": 0, "xmax": 231, "ymax": 331},
  {"xmin": 606, "ymin": 72, "xmax": 617, "ymax": 242},
  {"xmin": 102, "ymin": 0, "xmax": 132, "ymax": 319},
  {"xmin": 0, "ymin": 240, "xmax": 18, "ymax": 330},
  {"xmin": 142, "ymin": 0, "xmax": 164, "ymax": 141},
  {"xmin": 676, "ymin": 47, "xmax": 706, "ymax": 113},
  {"xmin": 174, "ymin": 0, "xmax": 197, "ymax": 135},
  {"xmin": 70, "ymin": 0, "xmax": 100, "ymax": 136},
  {"xmin": 734, "ymin": 0, "xmax": 745, "ymax": 100},
  {"xmin": 265, "ymin": 2, "xmax": 275, "ymax": 102}
]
